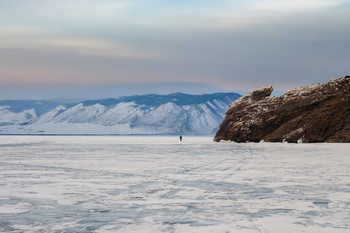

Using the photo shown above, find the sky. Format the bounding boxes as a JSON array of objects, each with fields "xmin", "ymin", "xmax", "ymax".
[{"xmin": 1, "ymin": 0, "xmax": 350, "ymax": 98}]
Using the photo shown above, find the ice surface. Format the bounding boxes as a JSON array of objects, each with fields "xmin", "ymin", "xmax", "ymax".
[{"xmin": 0, "ymin": 136, "xmax": 349, "ymax": 232}]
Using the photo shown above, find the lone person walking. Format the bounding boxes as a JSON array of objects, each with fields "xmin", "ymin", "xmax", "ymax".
[{"xmin": 180, "ymin": 136, "xmax": 182, "ymax": 142}]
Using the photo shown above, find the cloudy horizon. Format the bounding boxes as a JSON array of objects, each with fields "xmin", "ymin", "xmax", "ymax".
[{"xmin": 1, "ymin": 0, "xmax": 349, "ymax": 98}]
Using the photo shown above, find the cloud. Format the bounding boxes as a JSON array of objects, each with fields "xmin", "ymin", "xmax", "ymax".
[
  {"xmin": 183, "ymin": 0, "xmax": 349, "ymax": 29},
  {"xmin": 0, "ymin": 25, "xmax": 159, "ymax": 59},
  {"xmin": 1, "ymin": 0, "xmax": 348, "ymax": 30},
  {"xmin": 0, "ymin": 0, "xmax": 349, "ymax": 95},
  {"xmin": 39, "ymin": 38, "xmax": 159, "ymax": 59},
  {"xmin": 0, "ymin": 0, "xmax": 128, "ymax": 25},
  {"xmin": 249, "ymin": 0, "xmax": 347, "ymax": 12}
]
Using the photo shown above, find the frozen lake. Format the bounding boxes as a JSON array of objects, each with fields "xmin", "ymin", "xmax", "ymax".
[{"xmin": 0, "ymin": 136, "xmax": 349, "ymax": 232}]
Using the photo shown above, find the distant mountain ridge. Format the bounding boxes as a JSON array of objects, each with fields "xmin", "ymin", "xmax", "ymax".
[
  {"xmin": 0, "ymin": 82, "xmax": 226, "ymax": 100},
  {"xmin": 0, "ymin": 92, "xmax": 241, "ymax": 135}
]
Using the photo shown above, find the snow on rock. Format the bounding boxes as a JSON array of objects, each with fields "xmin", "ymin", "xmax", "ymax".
[
  {"xmin": 33, "ymin": 105, "xmax": 67, "ymax": 124},
  {"xmin": 96, "ymin": 102, "xmax": 144, "ymax": 126},
  {"xmin": 282, "ymin": 84, "xmax": 322, "ymax": 97},
  {"xmin": 227, "ymin": 85, "xmax": 274, "ymax": 112},
  {"xmin": 53, "ymin": 103, "xmax": 106, "ymax": 123},
  {"xmin": 0, "ymin": 108, "xmax": 37, "ymax": 124}
]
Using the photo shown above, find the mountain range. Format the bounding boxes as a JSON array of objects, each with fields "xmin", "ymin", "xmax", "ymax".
[{"xmin": 0, "ymin": 92, "xmax": 241, "ymax": 135}]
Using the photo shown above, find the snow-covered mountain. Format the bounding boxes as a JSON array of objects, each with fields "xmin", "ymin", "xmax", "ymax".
[{"xmin": 0, "ymin": 92, "xmax": 241, "ymax": 135}]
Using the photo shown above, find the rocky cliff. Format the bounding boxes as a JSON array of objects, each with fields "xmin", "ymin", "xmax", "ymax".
[{"xmin": 214, "ymin": 76, "xmax": 350, "ymax": 143}]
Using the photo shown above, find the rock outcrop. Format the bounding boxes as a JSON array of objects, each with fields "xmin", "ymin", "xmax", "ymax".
[{"xmin": 214, "ymin": 76, "xmax": 350, "ymax": 143}]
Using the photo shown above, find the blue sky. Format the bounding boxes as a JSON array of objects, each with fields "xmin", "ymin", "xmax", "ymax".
[{"xmin": 1, "ymin": 0, "xmax": 349, "ymax": 97}]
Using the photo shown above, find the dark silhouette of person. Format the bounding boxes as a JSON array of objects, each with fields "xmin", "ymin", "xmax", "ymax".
[{"xmin": 180, "ymin": 136, "xmax": 182, "ymax": 142}]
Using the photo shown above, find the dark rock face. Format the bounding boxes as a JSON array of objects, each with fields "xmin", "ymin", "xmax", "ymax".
[{"xmin": 214, "ymin": 76, "xmax": 350, "ymax": 143}]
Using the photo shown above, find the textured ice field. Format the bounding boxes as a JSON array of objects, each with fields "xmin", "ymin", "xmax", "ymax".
[{"xmin": 0, "ymin": 136, "xmax": 349, "ymax": 233}]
